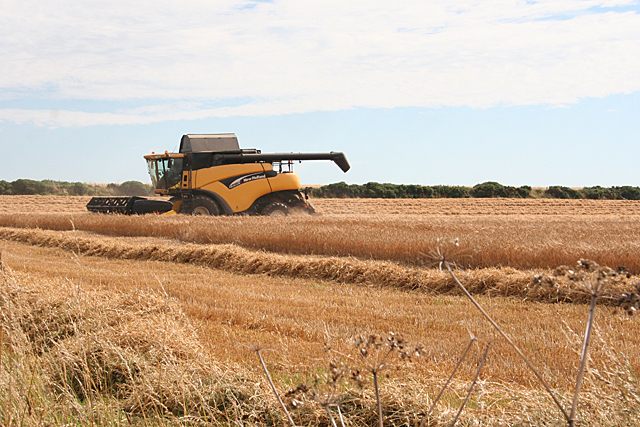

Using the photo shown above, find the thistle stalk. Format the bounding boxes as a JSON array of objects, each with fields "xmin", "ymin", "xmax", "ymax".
[
  {"xmin": 325, "ymin": 407, "xmax": 338, "ymax": 427},
  {"xmin": 450, "ymin": 341, "xmax": 491, "ymax": 427},
  {"xmin": 373, "ymin": 371, "xmax": 383, "ymax": 427},
  {"xmin": 445, "ymin": 263, "xmax": 569, "ymax": 422},
  {"xmin": 568, "ymin": 294, "xmax": 598, "ymax": 427},
  {"xmin": 253, "ymin": 347, "xmax": 296, "ymax": 427},
  {"xmin": 421, "ymin": 337, "xmax": 476, "ymax": 427}
]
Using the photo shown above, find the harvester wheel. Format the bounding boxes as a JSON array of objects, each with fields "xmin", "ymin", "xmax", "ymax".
[
  {"xmin": 262, "ymin": 202, "xmax": 290, "ymax": 216},
  {"xmin": 191, "ymin": 195, "xmax": 221, "ymax": 216}
]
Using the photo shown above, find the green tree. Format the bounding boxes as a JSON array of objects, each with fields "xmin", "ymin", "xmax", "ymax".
[
  {"xmin": 617, "ymin": 186, "xmax": 640, "ymax": 200},
  {"xmin": 472, "ymin": 182, "xmax": 507, "ymax": 198},
  {"xmin": 545, "ymin": 186, "xmax": 581, "ymax": 199},
  {"xmin": 69, "ymin": 182, "xmax": 90, "ymax": 196},
  {"xmin": 320, "ymin": 182, "xmax": 352, "ymax": 198},
  {"xmin": 0, "ymin": 180, "xmax": 11, "ymax": 195},
  {"xmin": 10, "ymin": 179, "xmax": 49, "ymax": 195},
  {"xmin": 431, "ymin": 185, "xmax": 471, "ymax": 198},
  {"xmin": 117, "ymin": 181, "xmax": 153, "ymax": 196},
  {"xmin": 515, "ymin": 185, "xmax": 532, "ymax": 198}
]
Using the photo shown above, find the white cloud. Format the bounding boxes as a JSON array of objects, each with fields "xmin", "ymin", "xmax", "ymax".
[{"xmin": 1, "ymin": 0, "xmax": 639, "ymax": 126}]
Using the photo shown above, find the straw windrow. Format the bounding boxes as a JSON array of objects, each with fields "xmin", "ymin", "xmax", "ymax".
[{"xmin": 2, "ymin": 226, "xmax": 630, "ymax": 303}]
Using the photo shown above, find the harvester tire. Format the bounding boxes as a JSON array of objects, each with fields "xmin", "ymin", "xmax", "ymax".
[
  {"xmin": 262, "ymin": 202, "xmax": 290, "ymax": 216},
  {"xmin": 191, "ymin": 195, "xmax": 221, "ymax": 216}
]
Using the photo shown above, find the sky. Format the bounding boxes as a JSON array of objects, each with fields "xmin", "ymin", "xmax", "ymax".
[{"xmin": 1, "ymin": 0, "xmax": 639, "ymax": 187}]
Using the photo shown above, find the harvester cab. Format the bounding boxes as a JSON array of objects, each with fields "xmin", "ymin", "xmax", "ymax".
[
  {"xmin": 87, "ymin": 134, "xmax": 350, "ymax": 216},
  {"xmin": 146, "ymin": 153, "xmax": 184, "ymax": 192}
]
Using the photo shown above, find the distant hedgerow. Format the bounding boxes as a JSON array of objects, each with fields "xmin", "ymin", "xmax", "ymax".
[
  {"xmin": 471, "ymin": 182, "xmax": 531, "ymax": 198},
  {"xmin": 545, "ymin": 186, "xmax": 582, "ymax": 199},
  {"xmin": 2, "ymin": 178, "xmax": 638, "ymax": 200},
  {"xmin": 0, "ymin": 179, "xmax": 153, "ymax": 197},
  {"xmin": 309, "ymin": 182, "xmax": 640, "ymax": 199}
]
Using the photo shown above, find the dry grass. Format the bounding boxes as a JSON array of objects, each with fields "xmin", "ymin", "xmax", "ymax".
[
  {"xmin": 0, "ymin": 196, "xmax": 91, "ymax": 213},
  {"xmin": 1, "ymin": 202, "xmax": 640, "ymax": 273},
  {"xmin": 312, "ymin": 198, "xmax": 640, "ymax": 216},
  {"xmin": 2, "ymin": 195, "xmax": 640, "ymax": 425},
  {"xmin": 2, "ymin": 240, "xmax": 639, "ymax": 426},
  {"xmin": 5, "ymin": 195, "xmax": 640, "ymax": 216},
  {"xmin": 3, "ymin": 225, "xmax": 632, "ymax": 304},
  {"xmin": 0, "ymin": 196, "xmax": 165, "ymax": 214},
  {"xmin": 0, "ymin": 260, "xmax": 278, "ymax": 426}
]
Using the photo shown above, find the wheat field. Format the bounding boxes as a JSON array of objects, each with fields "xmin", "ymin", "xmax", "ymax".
[
  {"xmin": 1, "ymin": 195, "xmax": 640, "ymax": 426},
  {"xmin": 1, "ymin": 196, "xmax": 640, "ymax": 272},
  {"xmin": 3, "ymin": 195, "xmax": 640, "ymax": 216}
]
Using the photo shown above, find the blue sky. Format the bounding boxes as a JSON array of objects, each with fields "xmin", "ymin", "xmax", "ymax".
[{"xmin": 1, "ymin": 0, "xmax": 639, "ymax": 186}]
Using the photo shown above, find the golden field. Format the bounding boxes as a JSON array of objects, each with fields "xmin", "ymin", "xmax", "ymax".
[
  {"xmin": 1, "ymin": 195, "xmax": 640, "ymax": 426},
  {"xmin": 4, "ymin": 195, "xmax": 640, "ymax": 216},
  {"xmin": 1, "ymin": 196, "xmax": 640, "ymax": 273}
]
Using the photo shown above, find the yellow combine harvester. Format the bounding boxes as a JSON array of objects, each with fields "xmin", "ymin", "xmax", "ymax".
[{"xmin": 86, "ymin": 134, "xmax": 350, "ymax": 216}]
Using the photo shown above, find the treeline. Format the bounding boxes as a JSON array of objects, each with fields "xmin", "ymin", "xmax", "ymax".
[
  {"xmin": 3, "ymin": 178, "xmax": 639, "ymax": 200},
  {"xmin": 0, "ymin": 179, "xmax": 154, "ymax": 196},
  {"xmin": 308, "ymin": 181, "xmax": 640, "ymax": 200}
]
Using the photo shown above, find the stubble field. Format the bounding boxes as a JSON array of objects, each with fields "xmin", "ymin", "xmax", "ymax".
[{"xmin": 1, "ymin": 195, "xmax": 640, "ymax": 426}]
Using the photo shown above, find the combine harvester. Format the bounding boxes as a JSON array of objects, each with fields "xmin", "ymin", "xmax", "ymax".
[{"xmin": 87, "ymin": 134, "xmax": 350, "ymax": 216}]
